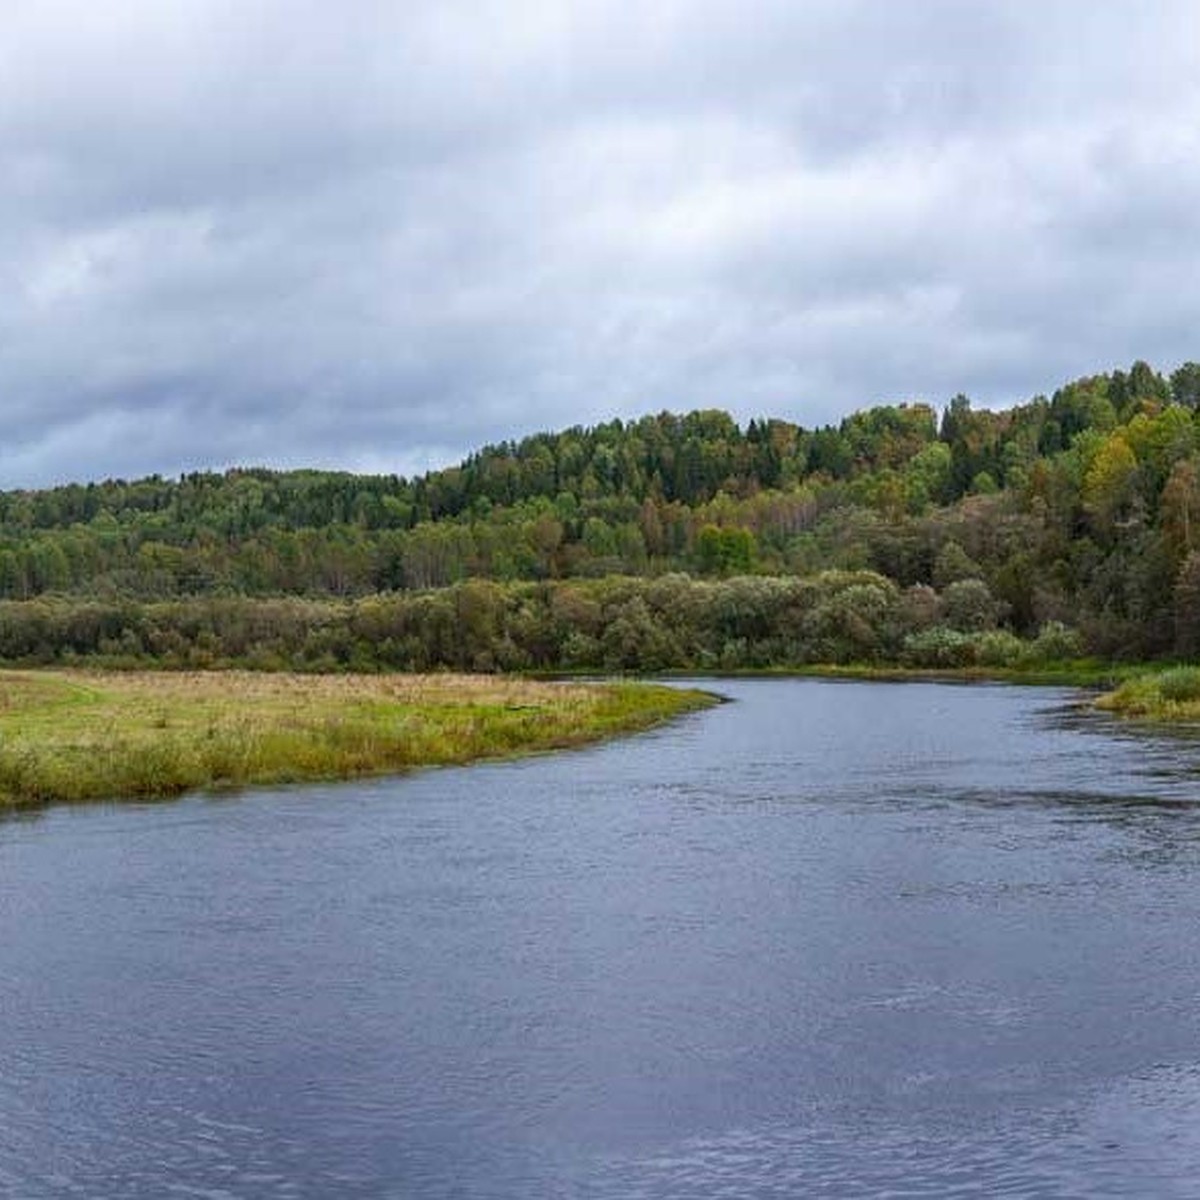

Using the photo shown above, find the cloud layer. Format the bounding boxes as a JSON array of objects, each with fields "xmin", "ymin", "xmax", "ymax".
[{"xmin": 3, "ymin": 1, "xmax": 1199, "ymax": 485}]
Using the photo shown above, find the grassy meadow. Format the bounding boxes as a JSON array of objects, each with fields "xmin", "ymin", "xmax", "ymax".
[{"xmin": 0, "ymin": 670, "xmax": 716, "ymax": 810}]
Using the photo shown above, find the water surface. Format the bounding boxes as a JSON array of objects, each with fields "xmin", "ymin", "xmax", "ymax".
[{"xmin": 4, "ymin": 679, "xmax": 1200, "ymax": 1197}]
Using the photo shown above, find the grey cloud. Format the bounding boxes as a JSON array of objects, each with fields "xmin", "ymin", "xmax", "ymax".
[{"xmin": 1, "ymin": 1, "xmax": 1198, "ymax": 486}]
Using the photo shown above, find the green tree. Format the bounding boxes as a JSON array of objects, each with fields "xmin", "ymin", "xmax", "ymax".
[
  {"xmin": 1170, "ymin": 362, "xmax": 1200, "ymax": 410},
  {"xmin": 696, "ymin": 526, "xmax": 755, "ymax": 576}
]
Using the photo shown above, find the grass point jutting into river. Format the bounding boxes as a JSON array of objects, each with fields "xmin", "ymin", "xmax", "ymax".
[{"xmin": 0, "ymin": 670, "xmax": 713, "ymax": 810}]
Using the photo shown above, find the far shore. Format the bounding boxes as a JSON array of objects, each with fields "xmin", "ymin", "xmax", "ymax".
[{"xmin": 536, "ymin": 660, "xmax": 1136, "ymax": 688}]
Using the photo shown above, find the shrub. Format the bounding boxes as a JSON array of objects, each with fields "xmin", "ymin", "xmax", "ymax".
[
  {"xmin": 941, "ymin": 578, "xmax": 999, "ymax": 632},
  {"xmin": 1157, "ymin": 666, "xmax": 1200, "ymax": 703},
  {"xmin": 974, "ymin": 629, "xmax": 1027, "ymax": 667},
  {"xmin": 902, "ymin": 626, "xmax": 978, "ymax": 668},
  {"xmin": 1030, "ymin": 620, "xmax": 1083, "ymax": 662}
]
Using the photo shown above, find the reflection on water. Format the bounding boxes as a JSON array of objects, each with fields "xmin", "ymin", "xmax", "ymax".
[{"xmin": 4, "ymin": 679, "xmax": 1200, "ymax": 1197}]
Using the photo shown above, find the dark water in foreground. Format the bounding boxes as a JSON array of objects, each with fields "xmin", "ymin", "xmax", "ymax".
[{"xmin": 4, "ymin": 680, "xmax": 1200, "ymax": 1198}]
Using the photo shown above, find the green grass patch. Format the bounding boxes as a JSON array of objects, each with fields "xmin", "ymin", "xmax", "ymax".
[
  {"xmin": 0, "ymin": 670, "xmax": 716, "ymax": 811},
  {"xmin": 1095, "ymin": 664, "xmax": 1200, "ymax": 720}
]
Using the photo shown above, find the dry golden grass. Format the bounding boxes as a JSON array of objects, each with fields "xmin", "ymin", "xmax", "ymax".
[{"xmin": 0, "ymin": 669, "xmax": 716, "ymax": 809}]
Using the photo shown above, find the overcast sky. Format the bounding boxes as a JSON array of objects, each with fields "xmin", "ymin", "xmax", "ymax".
[{"xmin": 3, "ymin": 1, "xmax": 1199, "ymax": 487}]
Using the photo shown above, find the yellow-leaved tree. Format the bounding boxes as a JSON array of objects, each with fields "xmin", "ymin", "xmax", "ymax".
[{"xmin": 1082, "ymin": 432, "xmax": 1139, "ymax": 532}]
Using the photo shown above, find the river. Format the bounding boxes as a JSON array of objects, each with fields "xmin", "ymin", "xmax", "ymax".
[{"xmin": 3, "ymin": 679, "xmax": 1200, "ymax": 1197}]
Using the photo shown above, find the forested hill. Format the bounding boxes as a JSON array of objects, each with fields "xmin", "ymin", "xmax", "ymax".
[{"xmin": 2, "ymin": 358, "xmax": 1200, "ymax": 665}]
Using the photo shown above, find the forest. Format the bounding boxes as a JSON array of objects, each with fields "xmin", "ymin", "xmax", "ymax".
[{"xmin": 1, "ymin": 358, "xmax": 1199, "ymax": 670}]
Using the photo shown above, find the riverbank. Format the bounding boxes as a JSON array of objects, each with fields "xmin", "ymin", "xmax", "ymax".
[
  {"xmin": 0, "ymin": 670, "xmax": 716, "ymax": 810},
  {"xmin": 543, "ymin": 659, "xmax": 1134, "ymax": 688},
  {"xmin": 1094, "ymin": 666, "xmax": 1200, "ymax": 722}
]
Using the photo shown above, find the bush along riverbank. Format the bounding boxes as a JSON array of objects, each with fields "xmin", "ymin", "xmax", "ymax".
[
  {"xmin": 0, "ymin": 670, "xmax": 716, "ymax": 811},
  {"xmin": 0, "ymin": 575, "xmax": 1096, "ymax": 674},
  {"xmin": 1095, "ymin": 666, "xmax": 1200, "ymax": 721}
]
